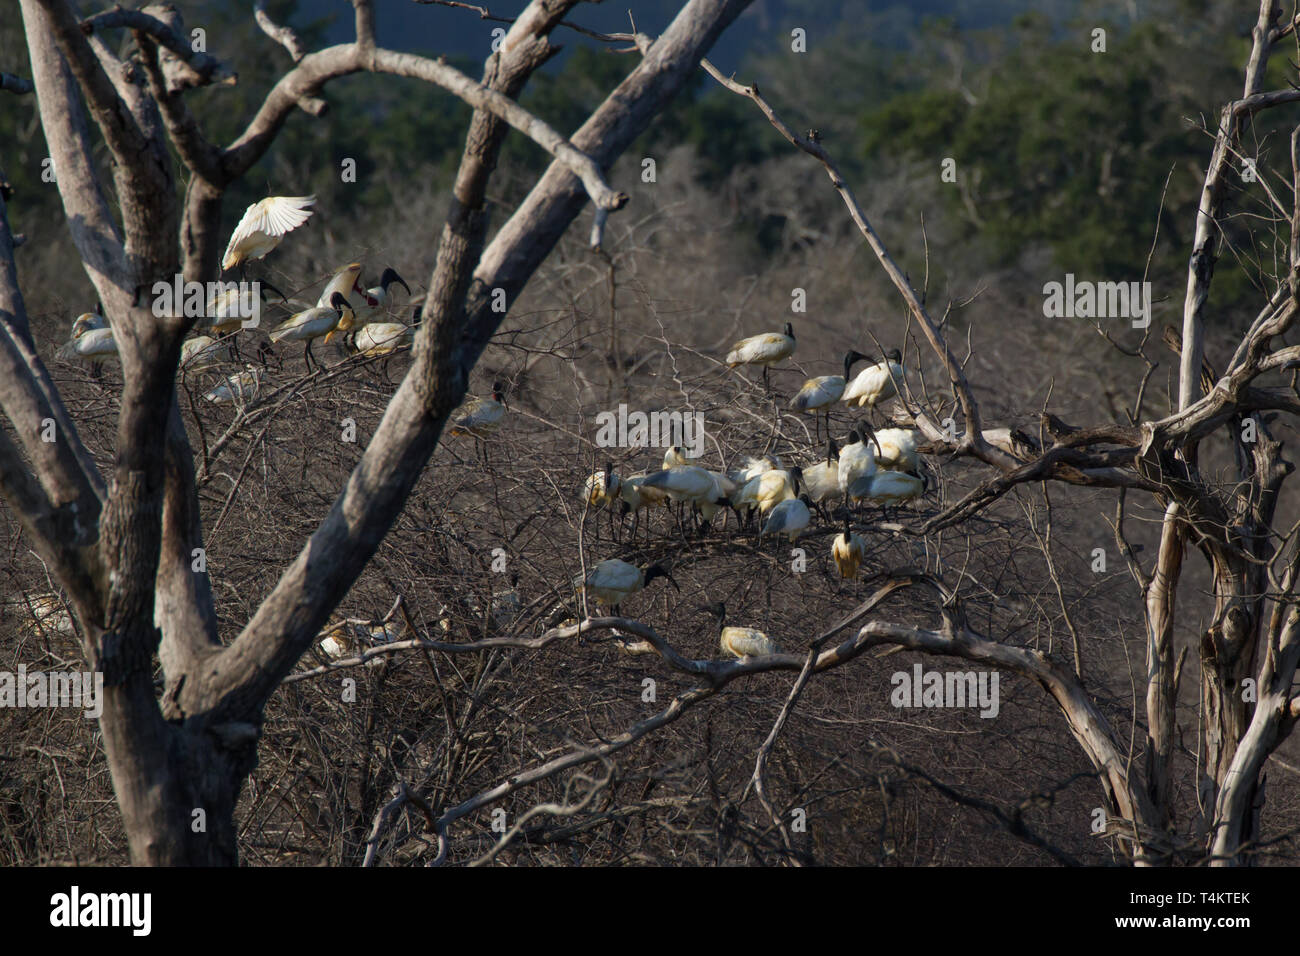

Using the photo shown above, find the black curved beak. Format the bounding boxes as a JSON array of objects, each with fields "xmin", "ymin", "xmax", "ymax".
[
  {"xmin": 258, "ymin": 278, "xmax": 288, "ymax": 303},
  {"xmin": 382, "ymin": 267, "xmax": 412, "ymax": 297}
]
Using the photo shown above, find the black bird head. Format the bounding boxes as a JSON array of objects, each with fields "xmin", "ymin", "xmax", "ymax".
[
  {"xmin": 643, "ymin": 563, "xmax": 679, "ymax": 591},
  {"xmin": 380, "ymin": 267, "xmax": 412, "ymax": 297}
]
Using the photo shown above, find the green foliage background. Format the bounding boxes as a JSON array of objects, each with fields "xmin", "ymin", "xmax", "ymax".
[{"xmin": 1, "ymin": 0, "xmax": 1291, "ymax": 323}]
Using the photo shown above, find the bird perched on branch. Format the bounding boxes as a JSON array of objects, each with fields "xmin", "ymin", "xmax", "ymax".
[
  {"xmin": 851, "ymin": 468, "xmax": 927, "ymax": 516},
  {"xmin": 733, "ymin": 465, "xmax": 803, "ymax": 521},
  {"xmin": 726, "ymin": 321, "xmax": 796, "ymax": 392},
  {"xmin": 790, "ymin": 349, "xmax": 869, "ymax": 440},
  {"xmin": 872, "ymin": 427, "xmax": 919, "ymax": 472},
  {"xmin": 831, "ymin": 514, "xmax": 867, "ymax": 579},
  {"xmin": 450, "ymin": 381, "xmax": 507, "ymax": 438},
  {"xmin": 356, "ymin": 267, "xmax": 412, "ymax": 321},
  {"xmin": 762, "ymin": 493, "xmax": 812, "ymax": 541},
  {"xmin": 801, "ymin": 438, "xmax": 842, "ymax": 516},
  {"xmin": 577, "ymin": 559, "xmax": 678, "ymax": 615},
  {"xmin": 56, "ymin": 312, "xmax": 116, "ymax": 364},
  {"xmin": 843, "ymin": 348, "xmax": 904, "ymax": 415},
  {"xmin": 342, "ymin": 322, "xmax": 414, "ymax": 356},
  {"xmin": 839, "ymin": 426, "xmax": 878, "ymax": 501},
  {"xmin": 221, "ymin": 195, "xmax": 315, "ymax": 273},
  {"xmin": 203, "ymin": 366, "xmax": 262, "ymax": 405},
  {"xmin": 269, "ymin": 291, "xmax": 354, "ymax": 371},
  {"xmin": 708, "ymin": 603, "xmax": 782, "ymax": 659}
]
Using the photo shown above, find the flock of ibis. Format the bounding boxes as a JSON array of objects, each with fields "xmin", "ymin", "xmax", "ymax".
[
  {"xmin": 45, "ymin": 195, "xmax": 933, "ymax": 666},
  {"xmin": 574, "ymin": 320, "xmax": 930, "ymax": 662}
]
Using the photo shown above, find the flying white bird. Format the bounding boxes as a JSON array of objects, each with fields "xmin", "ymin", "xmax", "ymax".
[{"xmin": 221, "ymin": 195, "xmax": 316, "ymax": 272}]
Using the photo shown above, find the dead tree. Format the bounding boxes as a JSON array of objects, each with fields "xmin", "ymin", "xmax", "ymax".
[{"xmin": 0, "ymin": 0, "xmax": 750, "ymax": 865}]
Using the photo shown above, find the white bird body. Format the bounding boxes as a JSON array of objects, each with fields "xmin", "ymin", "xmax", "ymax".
[
  {"xmin": 726, "ymin": 322, "xmax": 796, "ymax": 368},
  {"xmin": 801, "ymin": 441, "xmax": 841, "ymax": 505},
  {"xmin": 316, "ymin": 263, "xmax": 366, "ymax": 308},
  {"xmin": 640, "ymin": 466, "xmax": 723, "ymax": 505},
  {"xmin": 350, "ymin": 322, "xmax": 413, "ymax": 355},
  {"xmin": 873, "ymin": 428, "xmax": 919, "ymax": 472},
  {"xmin": 198, "ymin": 286, "xmax": 246, "ymax": 335},
  {"xmin": 450, "ymin": 384, "xmax": 506, "ymax": 437},
  {"xmin": 204, "ymin": 368, "xmax": 261, "ymax": 404},
  {"xmin": 180, "ymin": 335, "xmax": 224, "ymax": 370},
  {"xmin": 720, "ymin": 625, "xmax": 782, "ymax": 659},
  {"xmin": 832, "ymin": 520, "xmax": 867, "ymax": 579},
  {"xmin": 790, "ymin": 351, "xmax": 867, "ymax": 416},
  {"xmin": 199, "ymin": 283, "xmax": 283, "ymax": 335},
  {"xmin": 583, "ymin": 466, "xmax": 623, "ymax": 510},
  {"xmin": 843, "ymin": 352, "xmax": 904, "ymax": 409},
  {"xmin": 762, "ymin": 496, "xmax": 811, "ymax": 540},
  {"xmin": 70, "ymin": 311, "xmax": 107, "ymax": 336},
  {"xmin": 708, "ymin": 470, "xmax": 737, "ymax": 499},
  {"xmin": 802, "ymin": 460, "xmax": 842, "ymax": 505},
  {"xmin": 619, "ymin": 473, "xmax": 668, "ymax": 511},
  {"xmin": 57, "ymin": 326, "xmax": 117, "ymax": 362},
  {"xmin": 270, "ymin": 302, "xmax": 348, "ymax": 345},
  {"xmin": 727, "ymin": 453, "xmax": 782, "ymax": 486},
  {"xmin": 222, "ymin": 195, "xmax": 315, "ymax": 271},
  {"xmin": 790, "ymin": 374, "xmax": 846, "ymax": 412},
  {"xmin": 577, "ymin": 559, "xmax": 675, "ymax": 609},
  {"xmin": 733, "ymin": 468, "xmax": 800, "ymax": 515},
  {"xmin": 698, "ymin": 471, "xmax": 737, "ymax": 521},
  {"xmin": 319, "ymin": 619, "xmax": 404, "ymax": 666},
  {"xmin": 853, "ymin": 469, "xmax": 926, "ymax": 508},
  {"xmin": 708, "ymin": 603, "xmax": 782, "ymax": 658},
  {"xmin": 662, "ymin": 445, "xmax": 692, "ymax": 469},
  {"xmin": 839, "ymin": 431, "xmax": 877, "ymax": 498}
]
